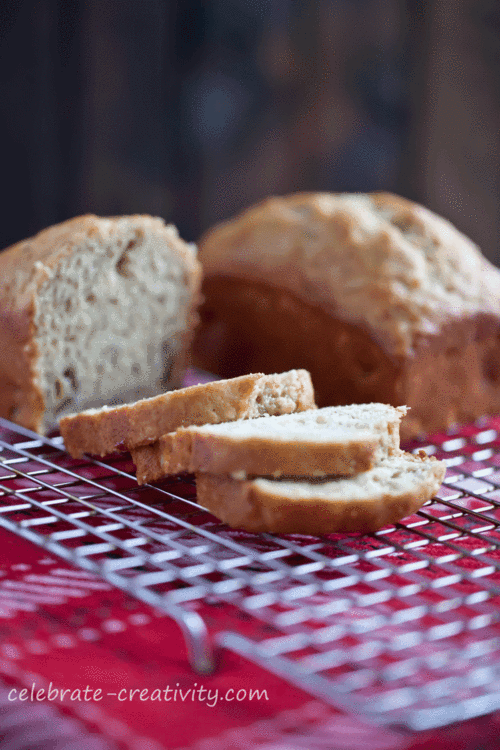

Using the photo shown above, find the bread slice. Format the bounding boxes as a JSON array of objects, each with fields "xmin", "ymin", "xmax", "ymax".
[
  {"xmin": 60, "ymin": 369, "xmax": 316, "ymax": 458},
  {"xmin": 134, "ymin": 403, "xmax": 407, "ymax": 484},
  {"xmin": 195, "ymin": 450, "xmax": 446, "ymax": 534},
  {"xmin": 0, "ymin": 214, "xmax": 202, "ymax": 434}
]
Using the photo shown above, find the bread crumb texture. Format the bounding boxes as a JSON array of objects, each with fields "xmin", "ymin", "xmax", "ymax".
[{"xmin": 0, "ymin": 214, "xmax": 201, "ymax": 432}]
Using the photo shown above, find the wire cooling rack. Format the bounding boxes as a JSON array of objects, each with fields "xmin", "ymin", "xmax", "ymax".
[{"xmin": 3, "ymin": 416, "xmax": 500, "ymax": 732}]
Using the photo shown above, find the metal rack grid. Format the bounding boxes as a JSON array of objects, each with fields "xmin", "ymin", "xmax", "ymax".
[{"xmin": 3, "ymin": 416, "xmax": 500, "ymax": 731}]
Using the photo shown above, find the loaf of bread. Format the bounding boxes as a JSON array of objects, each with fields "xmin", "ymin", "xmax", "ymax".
[
  {"xmin": 61, "ymin": 369, "xmax": 316, "ymax": 459},
  {"xmin": 195, "ymin": 450, "xmax": 446, "ymax": 534},
  {"xmin": 194, "ymin": 192, "xmax": 500, "ymax": 438},
  {"xmin": 0, "ymin": 214, "xmax": 202, "ymax": 434},
  {"xmin": 134, "ymin": 403, "xmax": 407, "ymax": 483}
]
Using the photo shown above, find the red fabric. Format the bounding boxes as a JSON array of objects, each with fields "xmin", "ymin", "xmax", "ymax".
[
  {"xmin": 0, "ymin": 528, "xmax": 499, "ymax": 749},
  {"xmin": 2, "ymin": 373, "xmax": 500, "ymax": 747}
]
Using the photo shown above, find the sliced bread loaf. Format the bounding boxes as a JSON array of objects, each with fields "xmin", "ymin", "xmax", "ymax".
[
  {"xmin": 60, "ymin": 369, "xmax": 316, "ymax": 458},
  {"xmin": 195, "ymin": 450, "xmax": 446, "ymax": 534},
  {"xmin": 0, "ymin": 214, "xmax": 202, "ymax": 434},
  {"xmin": 133, "ymin": 403, "xmax": 407, "ymax": 484}
]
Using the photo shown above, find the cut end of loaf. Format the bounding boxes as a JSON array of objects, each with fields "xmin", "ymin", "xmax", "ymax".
[
  {"xmin": 247, "ymin": 369, "xmax": 316, "ymax": 417},
  {"xmin": 32, "ymin": 217, "xmax": 201, "ymax": 433}
]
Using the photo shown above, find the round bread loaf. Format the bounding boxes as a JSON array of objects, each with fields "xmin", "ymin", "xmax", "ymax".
[{"xmin": 194, "ymin": 192, "xmax": 500, "ymax": 438}]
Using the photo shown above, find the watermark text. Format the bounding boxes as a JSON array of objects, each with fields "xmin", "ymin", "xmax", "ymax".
[{"xmin": 8, "ymin": 682, "xmax": 268, "ymax": 708}]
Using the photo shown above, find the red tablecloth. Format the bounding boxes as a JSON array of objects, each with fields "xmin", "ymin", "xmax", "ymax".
[
  {"xmin": 2, "ymin": 525, "xmax": 500, "ymax": 749},
  {"xmin": 2, "ymin": 370, "xmax": 500, "ymax": 747}
]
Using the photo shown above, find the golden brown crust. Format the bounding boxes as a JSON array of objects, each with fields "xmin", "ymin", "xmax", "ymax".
[
  {"xmin": 193, "ymin": 276, "xmax": 403, "ymax": 404},
  {"xmin": 402, "ymin": 313, "xmax": 500, "ymax": 436},
  {"xmin": 64, "ymin": 369, "xmax": 316, "ymax": 459},
  {"xmin": 64, "ymin": 374, "xmax": 269, "ymax": 459},
  {"xmin": 194, "ymin": 278, "xmax": 500, "ymax": 439},
  {"xmin": 198, "ymin": 191, "xmax": 500, "ymax": 358},
  {"xmin": 0, "ymin": 214, "xmax": 202, "ymax": 434},
  {"xmin": 136, "ymin": 429, "xmax": 379, "ymax": 484},
  {"xmin": 0, "ymin": 297, "xmax": 45, "ymax": 432},
  {"xmin": 195, "ymin": 452, "xmax": 446, "ymax": 535},
  {"xmin": 132, "ymin": 444, "xmax": 163, "ymax": 484}
]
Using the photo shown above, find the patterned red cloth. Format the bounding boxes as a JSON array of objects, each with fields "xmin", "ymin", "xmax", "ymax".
[
  {"xmin": 2, "ymin": 526, "xmax": 500, "ymax": 750},
  {"xmin": 2, "ymin": 372, "xmax": 500, "ymax": 748}
]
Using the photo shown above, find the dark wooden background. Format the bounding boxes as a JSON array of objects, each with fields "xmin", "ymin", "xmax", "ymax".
[{"xmin": 1, "ymin": 0, "xmax": 499, "ymax": 263}]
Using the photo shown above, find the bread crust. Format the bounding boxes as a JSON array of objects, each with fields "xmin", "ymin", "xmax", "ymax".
[
  {"xmin": 0, "ymin": 296, "xmax": 44, "ymax": 432},
  {"xmin": 198, "ymin": 192, "xmax": 500, "ymax": 357},
  {"xmin": 138, "ymin": 429, "xmax": 380, "ymax": 483},
  {"xmin": 194, "ymin": 276, "xmax": 402, "ymax": 405},
  {"xmin": 0, "ymin": 214, "xmax": 202, "ymax": 433},
  {"xmin": 194, "ymin": 282, "xmax": 500, "ymax": 440},
  {"xmin": 195, "ymin": 451, "xmax": 446, "ymax": 534},
  {"xmin": 195, "ymin": 192, "xmax": 500, "ymax": 438},
  {"xmin": 134, "ymin": 403, "xmax": 405, "ymax": 482},
  {"xmin": 63, "ymin": 369, "xmax": 316, "ymax": 459},
  {"xmin": 132, "ymin": 443, "xmax": 163, "ymax": 484}
]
